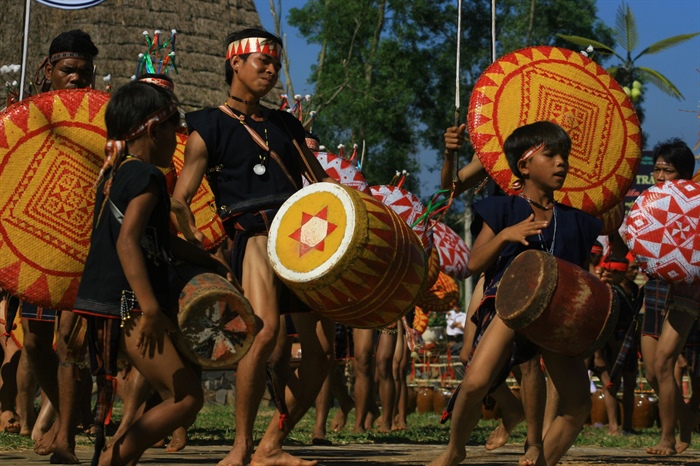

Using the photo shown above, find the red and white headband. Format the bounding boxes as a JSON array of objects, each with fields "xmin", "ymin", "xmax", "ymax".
[{"xmin": 226, "ymin": 37, "xmax": 282, "ymax": 60}]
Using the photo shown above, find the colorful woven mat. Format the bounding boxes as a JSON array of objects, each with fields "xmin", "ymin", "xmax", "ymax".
[
  {"xmin": 303, "ymin": 151, "xmax": 370, "ymax": 194},
  {"xmin": 626, "ymin": 180, "xmax": 700, "ymax": 284},
  {"xmin": 431, "ymin": 221, "xmax": 470, "ymax": 280},
  {"xmin": 468, "ymin": 46, "xmax": 641, "ymax": 217},
  {"xmin": 0, "ymin": 89, "xmax": 109, "ymax": 309},
  {"xmin": 167, "ymin": 133, "xmax": 226, "ymax": 250}
]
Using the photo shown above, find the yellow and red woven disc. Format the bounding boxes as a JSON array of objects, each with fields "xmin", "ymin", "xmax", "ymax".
[
  {"xmin": 468, "ymin": 46, "xmax": 642, "ymax": 217},
  {"xmin": 0, "ymin": 89, "xmax": 109, "ymax": 309}
]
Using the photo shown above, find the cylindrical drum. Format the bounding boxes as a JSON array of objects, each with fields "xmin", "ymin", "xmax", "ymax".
[
  {"xmin": 495, "ymin": 250, "xmax": 618, "ymax": 358},
  {"xmin": 268, "ymin": 182, "xmax": 427, "ymax": 328},
  {"xmin": 173, "ymin": 269, "xmax": 256, "ymax": 370}
]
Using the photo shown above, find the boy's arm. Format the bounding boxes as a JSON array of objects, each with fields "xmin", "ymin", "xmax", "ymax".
[
  {"xmin": 468, "ymin": 214, "xmax": 549, "ymax": 276},
  {"xmin": 171, "ymin": 131, "xmax": 209, "ymax": 246}
]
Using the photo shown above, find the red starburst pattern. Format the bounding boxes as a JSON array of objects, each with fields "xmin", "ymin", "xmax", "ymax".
[{"xmin": 289, "ymin": 206, "xmax": 338, "ymax": 257}]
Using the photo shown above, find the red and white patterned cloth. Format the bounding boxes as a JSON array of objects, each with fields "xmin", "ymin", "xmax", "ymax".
[
  {"xmin": 626, "ymin": 180, "xmax": 700, "ymax": 284},
  {"xmin": 431, "ymin": 221, "xmax": 470, "ymax": 280}
]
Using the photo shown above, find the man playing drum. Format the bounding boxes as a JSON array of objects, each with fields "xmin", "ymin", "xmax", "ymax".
[
  {"xmin": 172, "ymin": 28, "xmax": 337, "ymax": 466},
  {"xmin": 16, "ymin": 29, "xmax": 98, "ymax": 464}
]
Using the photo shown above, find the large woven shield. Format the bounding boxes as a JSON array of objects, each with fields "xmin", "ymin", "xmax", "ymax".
[
  {"xmin": 625, "ymin": 180, "xmax": 700, "ymax": 284},
  {"xmin": 0, "ymin": 89, "xmax": 109, "ymax": 309},
  {"xmin": 167, "ymin": 133, "xmax": 226, "ymax": 250},
  {"xmin": 468, "ymin": 46, "xmax": 642, "ymax": 217}
]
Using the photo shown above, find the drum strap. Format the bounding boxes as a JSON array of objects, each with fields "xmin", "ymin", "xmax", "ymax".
[{"xmin": 218, "ymin": 105, "xmax": 300, "ymax": 189}]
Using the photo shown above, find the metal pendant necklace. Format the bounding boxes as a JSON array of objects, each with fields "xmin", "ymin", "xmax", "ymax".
[
  {"xmin": 539, "ymin": 204, "xmax": 557, "ymax": 254},
  {"xmin": 252, "ymin": 122, "xmax": 269, "ymax": 176}
]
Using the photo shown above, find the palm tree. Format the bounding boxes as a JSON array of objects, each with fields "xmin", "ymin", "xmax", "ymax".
[{"xmin": 557, "ymin": 1, "xmax": 698, "ymax": 101}]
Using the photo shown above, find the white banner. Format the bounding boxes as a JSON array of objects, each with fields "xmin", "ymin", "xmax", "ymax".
[{"xmin": 35, "ymin": 0, "xmax": 105, "ymax": 9}]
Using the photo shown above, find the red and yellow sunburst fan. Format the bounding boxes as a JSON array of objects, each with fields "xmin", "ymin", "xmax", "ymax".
[
  {"xmin": 413, "ymin": 306, "xmax": 429, "ymax": 335},
  {"xmin": 0, "ymin": 89, "xmax": 109, "ymax": 309},
  {"xmin": 166, "ymin": 133, "xmax": 226, "ymax": 250},
  {"xmin": 416, "ymin": 271, "xmax": 460, "ymax": 313},
  {"xmin": 468, "ymin": 46, "xmax": 642, "ymax": 217}
]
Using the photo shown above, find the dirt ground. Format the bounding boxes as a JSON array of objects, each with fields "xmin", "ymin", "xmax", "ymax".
[{"xmin": 3, "ymin": 443, "xmax": 700, "ymax": 465}]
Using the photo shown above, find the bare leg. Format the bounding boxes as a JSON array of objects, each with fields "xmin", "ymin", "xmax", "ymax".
[
  {"xmin": 352, "ymin": 328, "xmax": 374, "ymax": 434},
  {"xmin": 329, "ymin": 361, "xmax": 354, "ymax": 432},
  {"xmin": 219, "ymin": 236, "xmax": 282, "ymax": 466},
  {"xmin": 519, "ymin": 357, "xmax": 545, "ymax": 466},
  {"xmin": 16, "ymin": 349, "xmax": 37, "ymax": 436},
  {"xmin": 0, "ymin": 312, "xmax": 22, "ymax": 434},
  {"xmin": 250, "ymin": 312, "xmax": 333, "ymax": 466},
  {"xmin": 392, "ymin": 326, "xmax": 409, "ymax": 430},
  {"xmin": 311, "ymin": 366, "xmax": 332, "ymax": 445},
  {"xmin": 22, "ymin": 318, "xmax": 60, "ymax": 455},
  {"xmin": 98, "ymin": 315, "xmax": 203, "ymax": 466},
  {"xmin": 484, "ymin": 382, "xmax": 524, "ymax": 450},
  {"xmin": 375, "ymin": 331, "xmax": 397, "ymax": 433},
  {"xmin": 428, "ymin": 316, "xmax": 515, "ymax": 466},
  {"xmin": 647, "ymin": 309, "xmax": 694, "ymax": 456},
  {"xmin": 110, "ymin": 368, "xmax": 151, "ymax": 447},
  {"xmin": 51, "ymin": 311, "xmax": 84, "ymax": 464},
  {"xmin": 31, "ymin": 393, "xmax": 55, "ymax": 442},
  {"xmin": 535, "ymin": 351, "xmax": 590, "ymax": 466}
]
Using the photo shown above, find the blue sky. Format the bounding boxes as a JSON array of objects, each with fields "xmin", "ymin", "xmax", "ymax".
[{"xmin": 254, "ymin": 0, "xmax": 700, "ymax": 193}]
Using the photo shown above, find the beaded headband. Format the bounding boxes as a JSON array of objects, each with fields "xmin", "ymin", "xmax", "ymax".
[
  {"xmin": 123, "ymin": 101, "xmax": 178, "ymax": 140},
  {"xmin": 512, "ymin": 143, "xmax": 546, "ymax": 190},
  {"xmin": 49, "ymin": 52, "xmax": 93, "ymax": 64},
  {"xmin": 226, "ymin": 37, "xmax": 282, "ymax": 60}
]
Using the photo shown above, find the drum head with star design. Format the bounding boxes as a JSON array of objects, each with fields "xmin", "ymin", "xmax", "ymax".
[
  {"xmin": 0, "ymin": 89, "xmax": 109, "ymax": 309},
  {"xmin": 626, "ymin": 180, "xmax": 700, "ymax": 284},
  {"xmin": 468, "ymin": 46, "xmax": 642, "ymax": 217}
]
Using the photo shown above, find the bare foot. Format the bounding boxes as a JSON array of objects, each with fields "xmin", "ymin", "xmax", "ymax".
[
  {"xmin": 152, "ymin": 438, "xmax": 166, "ymax": 448},
  {"xmin": 484, "ymin": 422, "xmax": 509, "ymax": 451},
  {"xmin": 678, "ymin": 407, "xmax": 698, "ymax": 453},
  {"xmin": 49, "ymin": 446, "xmax": 80, "ymax": 464},
  {"xmin": 351, "ymin": 425, "xmax": 366, "ymax": 434},
  {"xmin": 364, "ymin": 410, "xmax": 377, "ymax": 431},
  {"xmin": 519, "ymin": 443, "xmax": 541, "ymax": 466},
  {"xmin": 646, "ymin": 440, "xmax": 677, "ymax": 455},
  {"xmin": 217, "ymin": 442, "xmax": 253, "ymax": 466},
  {"xmin": 392, "ymin": 421, "xmax": 408, "ymax": 431},
  {"xmin": 607, "ymin": 426, "xmax": 622, "ymax": 436},
  {"xmin": 485, "ymin": 408, "xmax": 525, "ymax": 451},
  {"xmin": 330, "ymin": 406, "xmax": 352, "ymax": 432},
  {"xmin": 250, "ymin": 447, "xmax": 318, "ymax": 466},
  {"xmin": 426, "ymin": 447, "xmax": 466, "ymax": 466},
  {"xmin": 34, "ymin": 422, "xmax": 58, "ymax": 455},
  {"xmin": 0, "ymin": 411, "xmax": 21, "ymax": 434},
  {"xmin": 166, "ymin": 426, "xmax": 187, "ymax": 452}
]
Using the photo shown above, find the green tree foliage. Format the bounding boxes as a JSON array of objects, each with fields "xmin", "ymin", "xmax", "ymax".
[{"xmin": 288, "ymin": 0, "xmax": 613, "ymax": 196}]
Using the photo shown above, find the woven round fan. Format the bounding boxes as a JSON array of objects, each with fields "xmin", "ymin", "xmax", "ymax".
[
  {"xmin": 468, "ymin": 46, "xmax": 642, "ymax": 217},
  {"xmin": 598, "ymin": 200, "xmax": 625, "ymax": 235},
  {"xmin": 432, "ymin": 221, "xmax": 470, "ymax": 280},
  {"xmin": 167, "ymin": 133, "xmax": 226, "ymax": 250},
  {"xmin": 416, "ymin": 271, "xmax": 459, "ymax": 313},
  {"xmin": 0, "ymin": 89, "xmax": 109, "ymax": 309},
  {"xmin": 413, "ymin": 306, "xmax": 429, "ymax": 335},
  {"xmin": 625, "ymin": 180, "xmax": 700, "ymax": 284}
]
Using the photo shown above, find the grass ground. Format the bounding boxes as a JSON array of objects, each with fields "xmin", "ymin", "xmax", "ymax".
[{"xmin": 2, "ymin": 401, "xmax": 699, "ymax": 452}]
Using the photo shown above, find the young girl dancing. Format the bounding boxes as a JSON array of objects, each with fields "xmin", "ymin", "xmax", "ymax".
[
  {"xmin": 428, "ymin": 121, "xmax": 602, "ymax": 466},
  {"xmin": 73, "ymin": 79, "xmax": 218, "ymax": 465}
]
